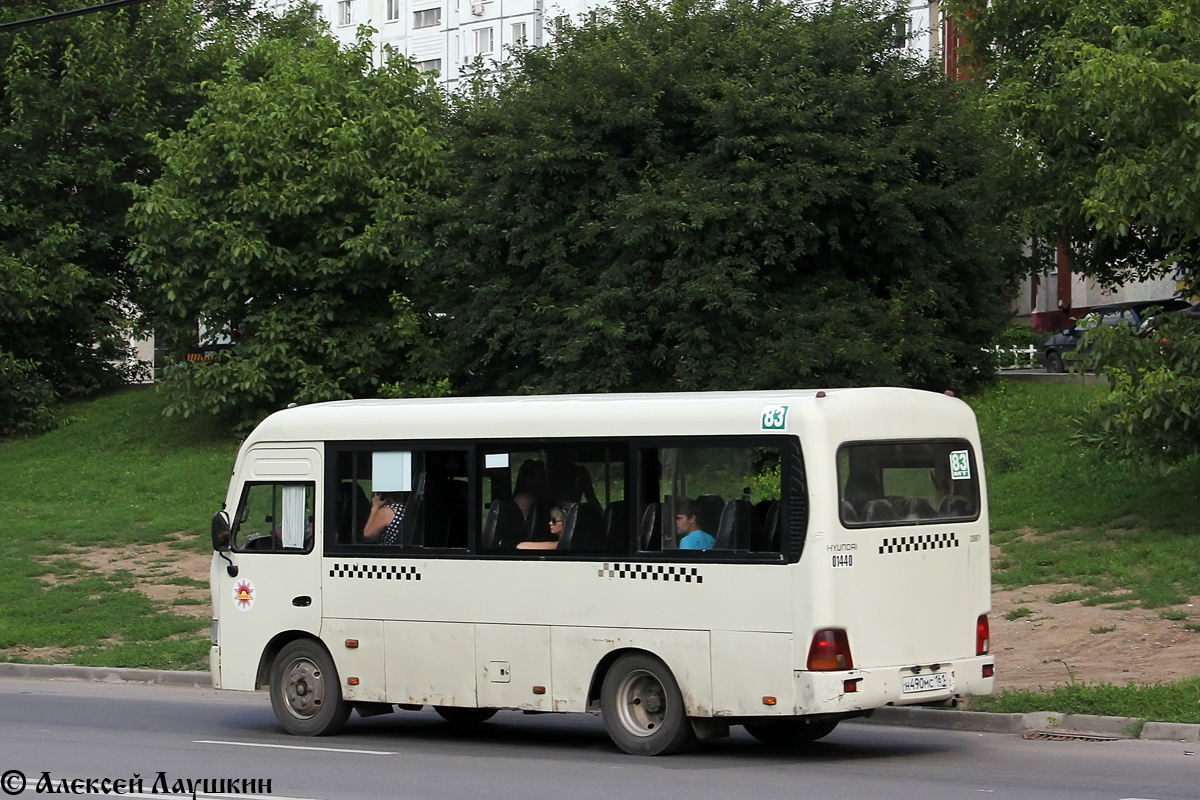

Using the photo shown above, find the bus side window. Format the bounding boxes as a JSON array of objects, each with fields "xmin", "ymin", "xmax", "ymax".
[
  {"xmin": 480, "ymin": 445, "xmax": 631, "ymax": 556},
  {"xmin": 644, "ymin": 444, "xmax": 783, "ymax": 553},
  {"xmin": 328, "ymin": 448, "xmax": 470, "ymax": 550},
  {"xmin": 232, "ymin": 483, "xmax": 314, "ymax": 553}
]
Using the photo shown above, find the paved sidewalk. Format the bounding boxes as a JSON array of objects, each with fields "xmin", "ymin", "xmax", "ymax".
[{"xmin": 3, "ymin": 662, "xmax": 1197, "ymax": 743}]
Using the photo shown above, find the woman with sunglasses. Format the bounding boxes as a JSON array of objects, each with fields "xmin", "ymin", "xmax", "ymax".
[{"xmin": 516, "ymin": 502, "xmax": 573, "ymax": 550}]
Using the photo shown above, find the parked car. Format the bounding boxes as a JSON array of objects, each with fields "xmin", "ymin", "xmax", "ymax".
[{"xmin": 1036, "ymin": 299, "xmax": 1190, "ymax": 372}]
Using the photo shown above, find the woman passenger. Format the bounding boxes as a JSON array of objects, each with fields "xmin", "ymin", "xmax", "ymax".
[
  {"xmin": 517, "ymin": 502, "xmax": 572, "ymax": 550},
  {"xmin": 363, "ymin": 491, "xmax": 407, "ymax": 545}
]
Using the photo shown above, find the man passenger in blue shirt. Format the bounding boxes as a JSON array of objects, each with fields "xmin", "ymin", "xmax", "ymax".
[{"xmin": 675, "ymin": 500, "xmax": 715, "ymax": 550}]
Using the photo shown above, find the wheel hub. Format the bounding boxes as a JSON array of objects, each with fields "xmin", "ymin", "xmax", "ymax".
[
  {"xmin": 616, "ymin": 670, "xmax": 668, "ymax": 737},
  {"xmin": 283, "ymin": 659, "xmax": 325, "ymax": 719}
]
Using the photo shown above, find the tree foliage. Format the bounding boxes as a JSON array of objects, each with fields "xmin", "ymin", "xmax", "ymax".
[
  {"xmin": 425, "ymin": 0, "xmax": 1021, "ymax": 396},
  {"xmin": 955, "ymin": 0, "xmax": 1200, "ymax": 462},
  {"xmin": 0, "ymin": 0, "xmax": 312, "ymax": 435},
  {"xmin": 130, "ymin": 31, "xmax": 447, "ymax": 432},
  {"xmin": 952, "ymin": 0, "xmax": 1200, "ymax": 289},
  {"xmin": 1077, "ymin": 311, "xmax": 1200, "ymax": 469}
]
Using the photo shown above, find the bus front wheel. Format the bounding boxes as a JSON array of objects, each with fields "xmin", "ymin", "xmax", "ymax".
[
  {"xmin": 744, "ymin": 717, "xmax": 839, "ymax": 747},
  {"xmin": 601, "ymin": 653, "xmax": 696, "ymax": 756},
  {"xmin": 270, "ymin": 640, "xmax": 351, "ymax": 736}
]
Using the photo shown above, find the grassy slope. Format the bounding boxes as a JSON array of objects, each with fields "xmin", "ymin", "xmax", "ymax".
[
  {"xmin": 975, "ymin": 380, "xmax": 1200, "ymax": 607},
  {"xmin": 0, "ymin": 386, "xmax": 236, "ymax": 669},
  {"xmin": 970, "ymin": 379, "xmax": 1200, "ymax": 720}
]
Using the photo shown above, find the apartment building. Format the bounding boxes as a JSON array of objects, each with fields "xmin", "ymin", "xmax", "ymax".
[{"xmin": 280, "ymin": 0, "xmax": 954, "ymax": 91}]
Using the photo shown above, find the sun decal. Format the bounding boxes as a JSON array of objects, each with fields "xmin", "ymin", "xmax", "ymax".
[{"xmin": 233, "ymin": 579, "xmax": 256, "ymax": 611}]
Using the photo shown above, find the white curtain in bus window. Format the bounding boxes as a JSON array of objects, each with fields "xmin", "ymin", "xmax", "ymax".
[{"xmin": 281, "ymin": 484, "xmax": 307, "ymax": 549}]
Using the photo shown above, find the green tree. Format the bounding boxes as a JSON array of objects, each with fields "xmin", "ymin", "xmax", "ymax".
[
  {"xmin": 129, "ymin": 32, "xmax": 447, "ymax": 432},
  {"xmin": 0, "ymin": 0, "xmax": 314, "ymax": 435},
  {"xmin": 951, "ymin": 0, "xmax": 1200, "ymax": 288},
  {"xmin": 955, "ymin": 0, "xmax": 1200, "ymax": 463},
  {"xmin": 1077, "ymin": 310, "xmax": 1200, "ymax": 468},
  {"xmin": 425, "ymin": 0, "xmax": 1021, "ymax": 396}
]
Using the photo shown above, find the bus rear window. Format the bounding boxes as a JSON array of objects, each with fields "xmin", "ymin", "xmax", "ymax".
[{"xmin": 837, "ymin": 440, "xmax": 979, "ymax": 526}]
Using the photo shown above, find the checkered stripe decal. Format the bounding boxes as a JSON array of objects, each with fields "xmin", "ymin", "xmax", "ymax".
[
  {"xmin": 878, "ymin": 532, "xmax": 960, "ymax": 554},
  {"xmin": 328, "ymin": 563, "xmax": 421, "ymax": 580},
  {"xmin": 597, "ymin": 563, "xmax": 703, "ymax": 583}
]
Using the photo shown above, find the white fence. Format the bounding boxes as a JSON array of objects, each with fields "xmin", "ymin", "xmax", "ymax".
[{"xmin": 990, "ymin": 345, "xmax": 1039, "ymax": 370}]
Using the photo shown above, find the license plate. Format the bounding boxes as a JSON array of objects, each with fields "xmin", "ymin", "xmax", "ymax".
[{"xmin": 902, "ymin": 672, "xmax": 949, "ymax": 694}]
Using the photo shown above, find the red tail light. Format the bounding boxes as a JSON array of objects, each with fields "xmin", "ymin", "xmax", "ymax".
[
  {"xmin": 807, "ymin": 629, "xmax": 853, "ymax": 671},
  {"xmin": 976, "ymin": 614, "xmax": 990, "ymax": 655}
]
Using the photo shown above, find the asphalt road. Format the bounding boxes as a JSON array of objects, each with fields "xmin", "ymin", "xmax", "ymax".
[{"xmin": 1, "ymin": 678, "xmax": 1197, "ymax": 800}]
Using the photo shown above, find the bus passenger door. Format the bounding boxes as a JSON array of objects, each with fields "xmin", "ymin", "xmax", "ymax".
[{"xmin": 213, "ymin": 448, "xmax": 323, "ymax": 690}]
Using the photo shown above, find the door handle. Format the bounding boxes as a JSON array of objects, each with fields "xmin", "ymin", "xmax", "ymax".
[{"xmin": 292, "ymin": 596, "xmax": 312, "ymax": 607}]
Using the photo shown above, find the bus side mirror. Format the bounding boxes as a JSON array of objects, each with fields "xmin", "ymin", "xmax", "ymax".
[{"xmin": 212, "ymin": 511, "xmax": 231, "ymax": 552}]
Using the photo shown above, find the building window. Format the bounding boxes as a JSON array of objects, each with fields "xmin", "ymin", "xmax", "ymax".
[
  {"xmin": 413, "ymin": 7, "xmax": 442, "ymax": 28},
  {"xmin": 511, "ymin": 21, "xmax": 527, "ymax": 44},
  {"xmin": 386, "ymin": 0, "xmax": 401, "ymax": 22},
  {"xmin": 473, "ymin": 26, "xmax": 493, "ymax": 55},
  {"xmin": 892, "ymin": 17, "xmax": 912, "ymax": 48},
  {"xmin": 337, "ymin": 0, "xmax": 352, "ymax": 26},
  {"xmin": 417, "ymin": 59, "xmax": 443, "ymax": 74}
]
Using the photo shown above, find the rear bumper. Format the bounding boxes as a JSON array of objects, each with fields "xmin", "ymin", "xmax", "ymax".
[{"xmin": 793, "ymin": 655, "xmax": 995, "ymax": 715}]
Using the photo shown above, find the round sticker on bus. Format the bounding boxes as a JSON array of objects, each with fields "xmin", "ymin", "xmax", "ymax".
[
  {"xmin": 234, "ymin": 579, "xmax": 256, "ymax": 612},
  {"xmin": 761, "ymin": 405, "xmax": 789, "ymax": 430},
  {"xmin": 949, "ymin": 450, "xmax": 971, "ymax": 480}
]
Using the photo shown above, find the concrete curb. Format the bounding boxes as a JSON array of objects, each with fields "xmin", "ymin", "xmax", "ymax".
[
  {"xmin": 0, "ymin": 662, "xmax": 211, "ymax": 688},
  {"xmin": 3, "ymin": 664, "xmax": 1198, "ymax": 742},
  {"xmin": 1141, "ymin": 721, "xmax": 1200, "ymax": 742},
  {"xmin": 858, "ymin": 706, "xmax": 1200, "ymax": 742}
]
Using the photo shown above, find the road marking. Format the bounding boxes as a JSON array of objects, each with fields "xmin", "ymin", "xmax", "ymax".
[{"xmin": 194, "ymin": 739, "xmax": 397, "ymax": 755}]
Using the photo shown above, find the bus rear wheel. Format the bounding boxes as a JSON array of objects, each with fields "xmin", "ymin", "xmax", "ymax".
[
  {"xmin": 601, "ymin": 653, "xmax": 696, "ymax": 756},
  {"xmin": 744, "ymin": 717, "xmax": 839, "ymax": 747},
  {"xmin": 270, "ymin": 640, "xmax": 351, "ymax": 736},
  {"xmin": 434, "ymin": 706, "xmax": 498, "ymax": 725}
]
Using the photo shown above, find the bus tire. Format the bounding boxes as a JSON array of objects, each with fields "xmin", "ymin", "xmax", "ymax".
[
  {"xmin": 270, "ymin": 639, "xmax": 351, "ymax": 736},
  {"xmin": 601, "ymin": 653, "xmax": 697, "ymax": 756},
  {"xmin": 434, "ymin": 706, "xmax": 498, "ymax": 725},
  {"xmin": 744, "ymin": 717, "xmax": 839, "ymax": 747}
]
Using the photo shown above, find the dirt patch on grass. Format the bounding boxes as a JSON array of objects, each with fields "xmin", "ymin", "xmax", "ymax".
[
  {"xmin": 39, "ymin": 536, "xmax": 211, "ymax": 618},
  {"xmin": 3, "ymin": 645, "xmax": 74, "ymax": 661},
  {"xmin": 992, "ymin": 583, "xmax": 1200, "ymax": 691}
]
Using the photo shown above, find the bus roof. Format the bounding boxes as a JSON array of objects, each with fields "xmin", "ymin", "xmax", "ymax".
[{"xmin": 241, "ymin": 388, "xmax": 977, "ymax": 446}]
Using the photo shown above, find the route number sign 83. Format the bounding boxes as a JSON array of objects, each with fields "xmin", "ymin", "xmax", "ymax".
[{"xmin": 761, "ymin": 405, "xmax": 789, "ymax": 430}]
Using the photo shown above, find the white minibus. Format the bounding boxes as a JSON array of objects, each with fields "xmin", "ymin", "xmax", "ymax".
[{"xmin": 209, "ymin": 388, "xmax": 993, "ymax": 755}]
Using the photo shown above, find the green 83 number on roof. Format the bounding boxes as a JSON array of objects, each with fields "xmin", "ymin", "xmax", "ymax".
[{"xmin": 761, "ymin": 405, "xmax": 789, "ymax": 430}]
